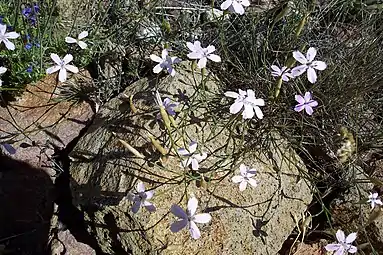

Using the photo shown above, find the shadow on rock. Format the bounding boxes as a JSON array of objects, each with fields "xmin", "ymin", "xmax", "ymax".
[{"xmin": 0, "ymin": 154, "xmax": 54, "ymax": 254}]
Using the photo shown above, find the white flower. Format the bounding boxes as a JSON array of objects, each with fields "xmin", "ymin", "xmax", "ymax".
[
  {"xmin": 221, "ymin": 0, "xmax": 250, "ymax": 15},
  {"xmin": 170, "ymin": 197, "xmax": 212, "ymax": 239},
  {"xmin": 0, "ymin": 24, "xmax": 20, "ymax": 50},
  {"xmin": 125, "ymin": 181, "xmax": 156, "ymax": 214},
  {"xmin": 46, "ymin": 53, "xmax": 79, "ymax": 82},
  {"xmin": 178, "ymin": 142, "xmax": 207, "ymax": 171},
  {"xmin": 325, "ymin": 230, "xmax": 357, "ymax": 255},
  {"xmin": 224, "ymin": 89, "xmax": 265, "ymax": 120},
  {"xmin": 367, "ymin": 192, "xmax": 382, "ymax": 209},
  {"xmin": 0, "ymin": 66, "xmax": 7, "ymax": 87},
  {"xmin": 291, "ymin": 47, "xmax": 327, "ymax": 84},
  {"xmin": 270, "ymin": 65, "xmax": 294, "ymax": 82},
  {"xmin": 65, "ymin": 31, "xmax": 88, "ymax": 49},
  {"xmin": 186, "ymin": 41, "xmax": 221, "ymax": 69},
  {"xmin": 150, "ymin": 49, "xmax": 181, "ymax": 76},
  {"xmin": 232, "ymin": 164, "xmax": 257, "ymax": 191}
]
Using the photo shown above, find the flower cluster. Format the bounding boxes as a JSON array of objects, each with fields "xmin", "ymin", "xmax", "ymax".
[
  {"xmin": 270, "ymin": 47, "xmax": 327, "ymax": 115},
  {"xmin": 47, "ymin": 31, "xmax": 89, "ymax": 82},
  {"xmin": 22, "ymin": 3, "xmax": 40, "ymax": 26}
]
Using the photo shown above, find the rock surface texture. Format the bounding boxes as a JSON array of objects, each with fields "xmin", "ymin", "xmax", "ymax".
[
  {"xmin": 0, "ymin": 72, "xmax": 94, "ymax": 172},
  {"xmin": 69, "ymin": 63, "xmax": 312, "ymax": 254}
]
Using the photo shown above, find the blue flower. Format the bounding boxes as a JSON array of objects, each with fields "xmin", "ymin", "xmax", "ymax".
[
  {"xmin": 34, "ymin": 42, "xmax": 40, "ymax": 48},
  {"xmin": 25, "ymin": 43, "xmax": 32, "ymax": 50},
  {"xmin": 33, "ymin": 3, "xmax": 40, "ymax": 13},
  {"xmin": 26, "ymin": 65, "xmax": 33, "ymax": 73},
  {"xmin": 1, "ymin": 143, "xmax": 16, "ymax": 154},
  {"xmin": 22, "ymin": 7, "xmax": 32, "ymax": 18}
]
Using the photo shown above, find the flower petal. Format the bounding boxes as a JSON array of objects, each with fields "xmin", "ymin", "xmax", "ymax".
[
  {"xmin": 5, "ymin": 32, "xmax": 19, "ymax": 39},
  {"xmin": 126, "ymin": 193, "xmax": 136, "ymax": 201},
  {"xmin": 325, "ymin": 244, "xmax": 342, "ymax": 251},
  {"xmin": 187, "ymin": 42, "xmax": 195, "ymax": 51},
  {"xmin": 306, "ymin": 47, "xmax": 317, "ymax": 62},
  {"xmin": 187, "ymin": 52, "xmax": 202, "ymax": 59},
  {"xmin": 307, "ymin": 67, "xmax": 317, "ymax": 84},
  {"xmin": 240, "ymin": 164, "xmax": 247, "ymax": 175},
  {"xmin": 78, "ymin": 31, "xmax": 88, "ymax": 39},
  {"xmin": 294, "ymin": 104, "xmax": 305, "ymax": 113},
  {"xmin": 187, "ymin": 197, "xmax": 198, "ymax": 216},
  {"xmin": 336, "ymin": 229, "xmax": 346, "ymax": 243},
  {"xmin": 206, "ymin": 45, "xmax": 215, "ymax": 54},
  {"xmin": 291, "ymin": 65, "xmax": 308, "ymax": 77},
  {"xmin": 194, "ymin": 152, "xmax": 207, "ymax": 161},
  {"xmin": 191, "ymin": 158, "xmax": 199, "ymax": 170},
  {"xmin": 207, "ymin": 54, "xmax": 221, "ymax": 63},
  {"xmin": 171, "ymin": 57, "xmax": 182, "ymax": 64},
  {"xmin": 65, "ymin": 64, "xmax": 79, "ymax": 74},
  {"xmin": 271, "ymin": 65, "xmax": 281, "ymax": 75},
  {"xmin": 0, "ymin": 66, "xmax": 7, "ymax": 74},
  {"xmin": 153, "ymin": 64, "xmax": 162, "ymax": 73},
  {"xmin": 136, "ymin": 182, "xmax": 145, "ymax": 192},
  {"xmin": 170, "ymin": 204, "xmax": 188, "ymax": 219},
  {"xmin": 65, "ymin": 37, "xmax": 77, "ymax": 43},
  {"xmin": 220, "ymin": 0, "xmax": 232, "ymax": 10},
  {"xmin": 246, "ymin": 89, "xmax": 255, "ymax": 98},
  {"xmin": 241, "ymin": 0, "xmax": 250, "ymax": 6},
  {"xmin": 51, "ymin": 53, "xmax": 62, "ymax": 65},
  {"xmin": 145, "ymin": 190, "xmax": 154, "ymax": 200},
  {"xmin": 304, "ymin": 92, "xmax": 312, "ymax": 102},
  {"xmin": 131, "ymin": 201, "xmax": 141, "ymax": 214},
  {"xmin": 3, "ymin": 39, "xmax": 15, "ymax": 50},
  {"xmin": 170, "ymin": 219, "xmax": 188, "ymax": 233},
  {"xmin": 293, "ymin": 51, "xmax": 307, "ymax": 64},
  {"xmin": 311, "ymin": 60, "xmax": 327, "ymax": 70},
  {"xmin": 334, "ymin": 247, "xmax": 345, "ymax": 255},
  {"xmin": 345, "ymin": 232, "xmax": 357, "ymax": 244},
  {"xmin": 63, "ymin": 54, "xmax": 73, "ymax": 64},
  {"xmin": 58, "ymin": 68, "xmax": 67, "ymax": 82},
  {"xmin": 253, "ymin": 98, "xmax": 265, "ymax": 106},
  {"xmin": 0, "ymin": 24, "xmax": 6, "ymax": 35},
  {"xmin": 242, "ymin": 103, "xmax": 254, "ymax": 119},
  {"xmin": 2, "ymin": 143, "xmax": 16, "ymax": 154},
  {"xmin": 347, "ymin": 245, "xmax": 357, "ymax": 253},
  {"xmin": 197, "ymin": 57, "xmax": 207, "ymax": 69},
  {"xmin": 189, "ymin": 221, "xmax": 201, "ymax": 239},
  {"xmin": 193, "ymin": 213, "xmax": 211, "ymax": 224},
  {"xmin": 77, "ymin": 41, "xmax": 87, "ymax": 49},
  {"xmin": 224, "ymin": 91, "xmax": 239, "ymax": 99},
  {"xmin": 232, "ymin": 175, "xmax": 244, "ymax": 183},
  {"xmin": 254, "ymin": 106, "xmax": 264, "ymax": 119},
  {"xmin": 178, "ymin": 147, "xmax": 190, "ymax": 156},
  {"xmin": 230, "ymin": 101, "xmax": 244, "ymax": 114},
  {"xmin": 188, "ymin": 142, "xmax": 198, "ymax": 154},
  {"xmin": 295, "ymin": 95, "xmax": 305, "ymax": 104},
  {"xmin": 168, "ymin": 66, "xmax": 176, "ymax": 76},
  {"xmin": 143, "ymin": 201, "xmax": 156, "ymax": 212},
  {"xmin": 247, "ymin": 178, "xmax": 257, "ymax": 188},
  {"xmin": 150, "ymin": 54, "xmax": 163, "ymax": 63},
  {"xmin": 308, "ymin": 100, "xmax": 318, "ymax": 107},
  {"xmin": 305, "ymin": 105, "xmax": 314, "ymax": 115},
  {"xmin": 232, "ymin": 1, "xmax": 245, "ymax": 15},
  {"xmin": 46, "ymin": 65, "xmax": 60, "ymax": 74},
  {"xmin": 161, "ymin": 49, "xmax": 169, "ymax": 59},
  {"xmin": 239, "ymin": 181, "xmax": 247, "ymax": 191}
]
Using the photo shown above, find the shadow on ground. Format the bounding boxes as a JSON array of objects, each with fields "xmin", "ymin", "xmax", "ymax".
[{"xmin": 0, "ymin": 154, "xmax": 54, "ymax": 255}]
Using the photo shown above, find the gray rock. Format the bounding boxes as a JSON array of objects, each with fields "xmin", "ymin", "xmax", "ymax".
[{"xmin": 69, "ymin": 62, "xmax": 312, "ymax": 254}]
